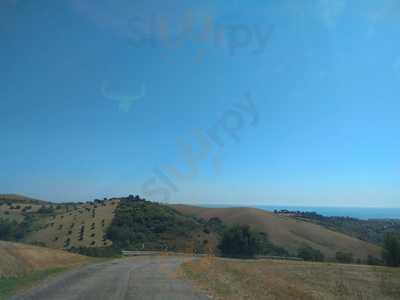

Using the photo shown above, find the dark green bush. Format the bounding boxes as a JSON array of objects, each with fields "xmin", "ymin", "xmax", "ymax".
[
  {"xmin": 382, "ymin": 234, "xmax": 400, "ymax": 267},
  {"xmin": 70, "ymin": 246, "xmax": 121, "ymax": 257},
  {"xmin": 297, "ymin": 246, "xmax": 325, "ymax": 262},
  {"xmin": 219, "ymin": 225, "xmax": 258, "ymax": 258},
  {"xmin": 335, "ymin": 251, "xmax": 354, "ymax": 264}
]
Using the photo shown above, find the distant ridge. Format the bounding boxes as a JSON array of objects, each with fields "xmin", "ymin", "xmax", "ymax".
[{"xmin": 0, "ymin": 194, "xmax": 49, "ymax": 205}]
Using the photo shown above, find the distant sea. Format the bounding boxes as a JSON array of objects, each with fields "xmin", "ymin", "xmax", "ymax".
[
  {"xmin": 257, "ymin": 206, "xmax": 400, "ymax": 220},
  {"xmin": 201, "ymin": 204, "xmax": 400, "ymax": 220}
]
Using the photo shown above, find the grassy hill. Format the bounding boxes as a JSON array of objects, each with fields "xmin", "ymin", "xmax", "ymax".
[
  {"xmin": 0, "ymin": 241, "xmax": 89, "ymax": 299},
  {"xmin": 0, "ymin": 241, "xmax": 87, "ymax": 278},
  {"xmin": 171, "ymin": 205, "xmax": 382, "ymax": 261}
]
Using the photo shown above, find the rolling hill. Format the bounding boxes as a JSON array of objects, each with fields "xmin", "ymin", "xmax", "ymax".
[
  {"xmin": 171, "ymin": 205, "xmax": 382, "ymax": 260},
  {"xmin": 0, "ymin": 194, "xmax": 385, "ymax": 261}
]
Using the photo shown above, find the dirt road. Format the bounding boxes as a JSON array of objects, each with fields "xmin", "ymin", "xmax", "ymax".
[{"xmin": 12, "ymin": 257, "xmax": 210, "ymax": 300}]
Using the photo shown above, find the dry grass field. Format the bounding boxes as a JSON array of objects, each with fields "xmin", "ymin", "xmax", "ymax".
[
  {"xmin": 0, "ymin": 241, "xmax": 88, "ymax": 278},
  {"xmin": 181, "ymin": 257, "xmax": 400, "ymax": 300},
  {"xmin": 172, "ymin": 205, "xmax": 382, "ymax": 260},
  {"xmin": 27, "ymin": 199, "xmax": 119, "ymax": 249}
]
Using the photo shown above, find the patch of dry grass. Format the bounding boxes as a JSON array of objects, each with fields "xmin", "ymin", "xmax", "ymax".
[
  {"xmin": 0, "ymin": 241, "xmax": 89, "ymax": 278},
  {"xmin": 181, "ymin": 257, "xmax": 400, "ymax": 300}
]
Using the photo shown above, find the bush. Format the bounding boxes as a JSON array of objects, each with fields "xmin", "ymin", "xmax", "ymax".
[
  {"xmin": 367, "ymin": 255, "xmax": 383, "ymax": 266},
  {"xmin": 37, "ymin": 206, "xmax": 55, "ymax": 214},
  {"xmin": 0, "ymin": 216, "xmax": 40, "ymax": 241},
  {"xmin": 255, "ymin": 232, "xmax": 289, "ymax": 257},
  {"xmin": 204, "ymin": 217, "xmax": 225, "ymax": 235},
  {"xmin": 335, "ymin": 251, "xmax": 354, "ymax": 264},
  {"xmin": 0, "ymin": 219, "xmax": 20, "ymax": 241},
  {"xmin": 297, "ymin": 246, "xmax": 325, "ymax": 262},
  {"xmin": 219, "ymin": 225, "xmax": 258, "ymax": 258},
  {"xmin": 382, "ymin": 234, "xmax": 400, "ymax": 267},
  {"xmin": 70, "ymin": 246, "xmax": 121, "ymax": 257}
]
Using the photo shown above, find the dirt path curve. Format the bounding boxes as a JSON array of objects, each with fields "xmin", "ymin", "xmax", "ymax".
[{"xmin": 12, "ymin": 256, "xmax": 210, "ymax": 300}]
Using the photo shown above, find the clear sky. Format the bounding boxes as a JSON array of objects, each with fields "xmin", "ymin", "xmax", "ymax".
[{"xmin": 1, "ymin": 0, "xmax": 399, "ymax": 207}]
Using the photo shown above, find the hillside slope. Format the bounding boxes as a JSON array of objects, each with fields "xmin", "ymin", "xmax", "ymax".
[
  {"xmin": 27, "ymin": 199, "xmax": 119, "ymax": 249},
  {"xmin": 171, "ymin": 205, "xmax": 382, "ymax": 260},
  {"xmin": 0, "ymin": 241, "xmax": 87, "ymax": 278}
]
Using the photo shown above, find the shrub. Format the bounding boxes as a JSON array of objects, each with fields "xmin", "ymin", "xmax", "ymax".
[
  {"xmin": 70, "ymin": 246, "xmax": 121, "ymax": 257},
  {"xmin": 382, "ymin": 234, "xmax": 400, "ymax": 267},
  {"xmin": 335, "ymin": 251, "xmax": 354, "ymax": 264},
  {"xmin": 0, "ymin": 219, "xmax": 20, "ymax": 240},
  {"xmin": 219, "ymin": 225, "xmax": 258, "ymax": 258},
  {"xmin": 367, "ymin": 255, "xmax": 383, "ymax": 266},
  {"xmin": 204, "ymin": 217, "xmax": 226, "ymax": 235},
  {"xmin": 297, "ymin": 246, "xmax": 325, "ymax": 262},
  {"xmin": 37, "ymin": 206, "xmax": 55, "ymax": 214}
]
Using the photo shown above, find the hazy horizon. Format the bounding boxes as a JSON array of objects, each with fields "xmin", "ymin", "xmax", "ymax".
[{"xmin": 1, "ymin": 1, "xmax": 399, "ymax": 207}]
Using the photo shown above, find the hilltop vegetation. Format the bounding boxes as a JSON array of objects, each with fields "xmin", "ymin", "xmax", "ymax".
[{"xmin": 106, "ymin": 196, "xmax": 220, "ymax": 253}]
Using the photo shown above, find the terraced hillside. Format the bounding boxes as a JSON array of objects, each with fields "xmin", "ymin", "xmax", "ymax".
[{"xmin": 27, "ymin": 200, "xmax": 119, "ymax": 249}]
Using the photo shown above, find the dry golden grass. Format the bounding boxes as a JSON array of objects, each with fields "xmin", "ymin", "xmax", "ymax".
[
  {"xmin": 172, "ymin": 205, "xmax": 381, "ymax": 260},
  {"xmin": 0, "ymin": 241, "xmax": 88, "ymax": 278},
  {"xmin": 181, "ymin": 257, "xmax": 400, "ymax": 300}
]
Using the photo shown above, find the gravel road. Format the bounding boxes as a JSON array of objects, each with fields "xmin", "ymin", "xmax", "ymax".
[{"xmin": 12, "ymin": 257, "xmax": 210, "ymax": 300}]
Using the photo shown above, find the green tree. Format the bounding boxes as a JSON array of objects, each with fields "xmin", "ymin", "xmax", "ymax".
[
  {"xmin": 382, "ymin": 234, "xmax": 400, "ymax": 267},
  {"xmin": 219, "ymin": 225, "xmax": 258, "ymax": 258},
  {"xmin": 297, "ymin": 246, "xmax": 325, "ymax": 262},
  {"xmin": 335, "ymin": 251, "xmax": 354, "ymax": 264}
]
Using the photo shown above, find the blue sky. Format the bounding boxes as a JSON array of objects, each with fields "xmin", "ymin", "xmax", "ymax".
[{"xmin": 1, "ymin": 0, "xmax": 399, "ymax": 206}]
